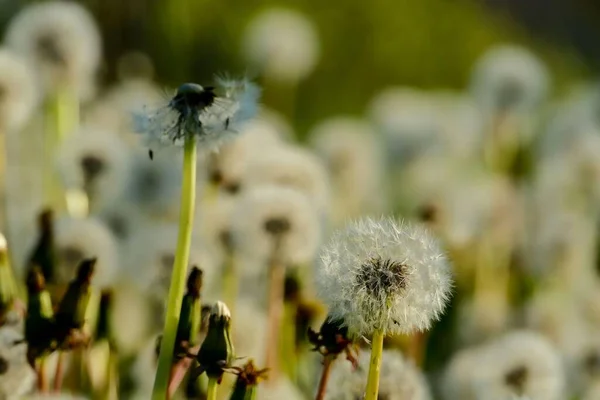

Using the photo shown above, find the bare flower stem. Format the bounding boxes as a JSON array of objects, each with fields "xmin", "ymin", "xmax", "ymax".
[
  {"xmin": 265, "ymin": 258, "xmax": 285, "ymax": 383},
  {"xmin": 152, "ymin": 136, "xmax": 197, "ymax": 400},
  {"xmin": 37, "ymin": 356, "xmax": 48, "ymax": 392},
  {"xmin": 206, "ymin": 377, "xmax": 218, "ymax": 400},
  {"xmin": 53, "ymin": 351, "xmax": 64, "ymax": 392},
  {"xmin": 364, "ymin": 330, "xmax": 384, "ymax": 400},
  {"xmin": 315, "ymin": 355, "xmax": 334, "ymax": 400}
]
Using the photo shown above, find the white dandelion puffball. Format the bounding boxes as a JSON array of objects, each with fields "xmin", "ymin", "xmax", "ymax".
[
  {"xmin": 257, "ymin": 376, "xmax": 305, "ymax": 400},
  {"xmin": 443, "ymin": 330, "xmax": 565, "ymax": 400},
  {"xmin": 135, "ymin": 77, "xmax": 260, "ymax": 153},
  {"xmin": 54, "ymin": 216, "xmax": 118, "ymax": 287},
  {"xmin": 470, "ymin": 45, "xmax": 549, "ymax": 115},
  {"xmin": 232, "ymin": 298, "xmax": 267, "ymax": 364},
  {"xmin": 0, "ymin": 49, "xmax": 38, "ymax": 133},
  {"xmin": 243, "ymin": 8, "xmax": 319, "ymax": 82},
  {"xmin": 232, "ymin": 185, "xmax": 321, "ymax": 268},
  {"xmin": 109, "ymin": 284, "xmax": 154, "ymax": 357},
  {"xmin": 317, "ymin": 217, "xmax": 452, "ymax": 336},
  {"xmin": 309, "ymin": 116, "xmax": 387, "ymax": 221},
  {"xmin": 57, "ymin": 127, "xmax": 131, "ymax": 210},
  {"xmin": 242, "ymin": 143, "xmax": 330, "ymax": 213},
  {"xmin": 325, "ymin": 349, "xmax": 431, "ymax": 400},
  {"xmin": 4, "ymin": 1, "xmax": 101, "ymax": 99}
]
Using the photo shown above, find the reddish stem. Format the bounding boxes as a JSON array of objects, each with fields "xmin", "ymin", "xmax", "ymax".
[
  {"xmin": 315, "ymin": 356, "xmax": 334, "ymax": 400},
  {"xmin": 265, "ymin": 260, "xmax": 285, "ymax": 384},
  {"xmin": 53, "ymin": 351, "xmax": 65, "ymax": 392}
]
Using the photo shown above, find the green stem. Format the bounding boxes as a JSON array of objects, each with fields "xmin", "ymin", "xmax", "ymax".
[
  {"xmin": 152, "ymin": 136, "xmax": 197, "ymax": 400},
  {"xmin": 206, "ymin": 378, "xmax": 218, "ymax": 400},
  {"xmin": 364, "ymin": 330, "xmax": 384, "ymax": 400}
]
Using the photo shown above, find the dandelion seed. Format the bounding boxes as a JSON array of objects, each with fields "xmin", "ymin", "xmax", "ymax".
[{"xmin": 134, "ymin": 77, "xmax": 260, "ymax": 153}]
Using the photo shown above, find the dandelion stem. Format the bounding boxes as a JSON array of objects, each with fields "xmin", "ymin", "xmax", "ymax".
[
  {"xmin": 364, "ymin": 329, "xmax": 384, "ymax": 400},
  {"xmin": 265, "ymin": 258, "xmax": 285, "ymax": 383},
  {"xmin": 37, "ymin": 356, "xmax": 48, "ymax": 392},
  {"xmin": 314, "ymin": 355, "xmax": 334, "ymax": 400},
  {"xmin": 152, "ymin": 135, "xmax": 197, "ymax": 400},
  {"xmin": 206, "ymin": 377, "xmax": 218, "ymax": 400},
  {"xmin": 53, "ymin": 351, "xmax": 64, "ymax": 392},
  {"xmin": 43, "ymin": 88, "xmax": 78, "ymax": 212}
]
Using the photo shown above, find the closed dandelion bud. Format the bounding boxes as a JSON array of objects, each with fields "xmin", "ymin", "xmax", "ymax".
[
  {"xmin": 94, "ymin": 289, "xmax": 113, "ymax": 344},
  {"xmin": 24, "ymin": 267, "xmax": 54, "ymax": 363},
  {"xmin": 27, "ymin": 209, "xmax": 57, "ymax": 284},
  {"xmin": 175, "ymin": 266, "xmax": 203, "ymax": 351},
  {"xmin": 229, "ymin": 360, "xmax": 269, "ymax": 400},
  {"xmin": 316, "ymin": 216, "xmax": 452, "ymax": 337},
  {"xmin": 0, "ymin": 234, "xmax": 18, "ymax": 322},
  {"xmin": 197, "ymin": 301, "xmax": 234, "ymax": 380},
  {"xmin": 55, "ymin": 257, "xmax": 95, "ymax": 335}
]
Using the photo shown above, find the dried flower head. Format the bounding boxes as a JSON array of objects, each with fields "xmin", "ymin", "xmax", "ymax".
[
  {"xmin": 470, "ymin": 45, "xmax": 549, "ymax": 115},
  {"xmin": 57, "ymin": 128, "xmax": 130, "ymax": 210},
  {"xmin": 4, "ymin": 1, "xmax": 101, "ymax": 99},
  {"xmin": 443, "ymin": 330, "xmax": 565, "ymax": 400},
  {"xmin": 242, "ymin": 144, "xmax": 330, "ymax": 213},
  {"xmin": 0, "ymin": 49, "xmax": 37, "ymax": 133},
  {"xmin": 309, "ymin": 116, "xmax": 387, "ymax": 221},
  {"xmin": 325, "ymin": 349, "xmax": 432, "ymax": 400},
  {"xmin": 243, "ymin": 8, "xmax": 319, "ymax": 82},
  {"xmin": 54, "ymin": 216, "xmax": 118, "ymax": 287},
  {"xmin": 316, "ymin": 217, "xmax": 452, "ymax": 336},
  {"xmin": 134, "ymin": 77, "xmax": 260, "ymax": 153},
  {"xmin": 232, "ymin": 185, "xmax": 321, "ymax": 267}
]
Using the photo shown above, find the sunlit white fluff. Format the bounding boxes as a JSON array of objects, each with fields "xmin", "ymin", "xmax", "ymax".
[
  {"xmin": 83, "ymin": 79, "xmax": 163, "ymax": 142},
  {"xmin": 54, "ymin": 216, "xmax": 118, "ymax": 287},
  {"xmin": 120, "ymin": 148, "xmax": 183, "ymax": 220},
  {"xmin": 243, "ymin": 8, "xmax": 319, "ymax": 82},
  {"xmin": 196, "ymin": 193, "xmax": 236, "ymax": 269},
  {"xmin": 309, "ymin": 116, "xmax": 387, "ymax": 222},
  {"xmin": 122, "ymin": 222, "xmax": 219, "ymax": 306},
  {"xmin": 257, "ymin": 376, "xmax": 305, "ymax": 400},
  {"xmin": 4, "ymin": 1, "xmax": 101, "ymax": 99},
  {"xmin": 135, "ymin": 77, "xmax": 260, "ymax": 153},
  {"xmin": 232, "ymin": 298, "xmax": 267, "ymax": 363},
  {"xmin": 57, "ymin": 127, "xmax": 131, "ymax": 211},
  {"xmin": 470, "ymin": 45, "xmax": 549, "ymax": 115},
  {"xmin": 109, "ymin": 284, "xmax": 154, "ymax": 357},
  {"xmin": 317, "ymin": 217, "xmax": 452, "ymax": 336},
  {"xmin": 368, "ymin": 86, "xmax": 442, "ymax": 167},
  {"xmin": 129, "ymin": 334, "xmax": 159, "ymax": 400},
  {"xmin": 231, "ymin": 185, "xmax": 321, "ymax": 268},
  {"xmin": 443, "ymin": 330, "xmax": 565, "ymax": 400},
  {"xmin": 325, "ymin": 349, "xmax": 431, "ymax": 400},
  {"xmin": 0, "ymin": 49, "xmax": 38, "ymax": 133},
  {"xmin": 0, "ymin": 325, "xmax": 36, "ymax": 397},
  {"xmin": 242, "ymin": 144, "xmax": 330, "ymax": 213},
  {"xmin": 203, "ymin": 112, "xmax": 284, "ymax": 193}
]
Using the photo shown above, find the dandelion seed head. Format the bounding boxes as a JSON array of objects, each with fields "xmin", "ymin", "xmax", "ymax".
[
  {"xmin": 54, "ymin": 216, "xmax": 118, "ymax": 287},
  {"xmin": 325, "ymin": 349, "xmax": 431, "ymax": 400},
  {"xmin": 232, "ymin": 185, "xmax": 321, "ymax": 268},
  {"xmin": 0, "ymin": 49, "xmax": 37, "ymax": 133},
  {"xmin": 4, "ymin": 1, "xmax": 101, "ymax": 99},
  {"xmin": 243, "ymin": 8, "xmax": 319, "ymax": 82},
  {"xmin": 57, "ymin": 128, "xmax": 131, "ymax": 210},
  {"xmin": 470, "ymin": 45, "xmax": 549, "ymax": 115},
  {"xmin": 316, "ymin": 216, "xmax": 452, "ymax": 336},
  {"xmin": 243, "ymin": 144, "xmax": 330, "ymax": 213}
]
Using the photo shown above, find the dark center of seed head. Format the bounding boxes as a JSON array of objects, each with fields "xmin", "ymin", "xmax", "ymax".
[
  {"xmin": 37, "ymin": 33, "xmax": 65, "ymax": 66},
  {"xmin": 504, "ymin": 365, "xmax": 528, "ymax": 394},
  {"xmin": 81, "ymin": 155, "xmax": 105, "ymax": 184},
  {"xmin": 60, "ymin": 246, "xmax": 85, "ymax": 267},
  {"xmin": 0, "ymin": 356, "xmax": 8, "ymax": 375},
  {"xmin": 264, "ymin": 217, "xmax": 291, "ymax": 236},
  {"xmin": 584, "ymin": 352, "xmax": 600, "ymax": 375},
  {"xmin": 496, "ymin": 78, "xmax": 524, "ymax": 111},
  {"xmin": 172, "ymin": 83, "xmax": 217, "ymax": 113},
  {"xmin": 356, "ymin": 256, "xmax": 408, "ymax": 299}
]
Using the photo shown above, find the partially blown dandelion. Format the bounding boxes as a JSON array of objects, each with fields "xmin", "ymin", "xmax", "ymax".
[
  {"xmin": 317, "ymin": 217, "xmax": 452, "ymax": 400},
  {"xmin": 135, "ymin": 77, "xmax": 260, "ymax": 153}
]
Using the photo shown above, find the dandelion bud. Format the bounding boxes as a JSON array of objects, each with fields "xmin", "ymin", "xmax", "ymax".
[
  {"xmin": 196, "ymin": 301, "xmax": 235, "ymax": 380},
  {"xmin": 24, "ymin": 267, "xmax": 54, "ymax": 365},
  {"xmin": 175, "ymin": 267, "xmax": 203, "ymax": 352},
  {"xmin": 316, "ymin": 217, "xmax": 452, "ymax": 337},
  {"xmin": 229, "ymin": 360, "xmax": 268, "ymax": 400},
  {"xmin": 27, "ymin": 208, "xmax": 57, "ymax": 284}
]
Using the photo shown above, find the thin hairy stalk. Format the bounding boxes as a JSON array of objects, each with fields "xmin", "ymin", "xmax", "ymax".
[
  {"xmin": 314, "ymin": 355, "xmax": 334, "ymax": 400},
  {"xmin": 53, "ymin": 351, "xmax": 64, "ymax": 392},
  {"xmin": 152, "ymin": 135, "xmax": 197, "ymax": 399},
  {"xmin": 364, "ymin": 330, "xmax": 384, "ymax": 400},
  {"xmin": 37, "ymin": 356, "xmax": 49, "ymax": 392},
  {"xmin": 206, "ymin": 377, "xmax": 218, "ymax": 400},
  {"xmin": 265, "ymin": 257, "xmax": 285, "ymax": 383}
]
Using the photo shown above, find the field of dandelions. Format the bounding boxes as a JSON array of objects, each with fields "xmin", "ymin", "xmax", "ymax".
[{"xmin": 0, "ymin": 1, "xmax": 598, "ymax": 400}]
